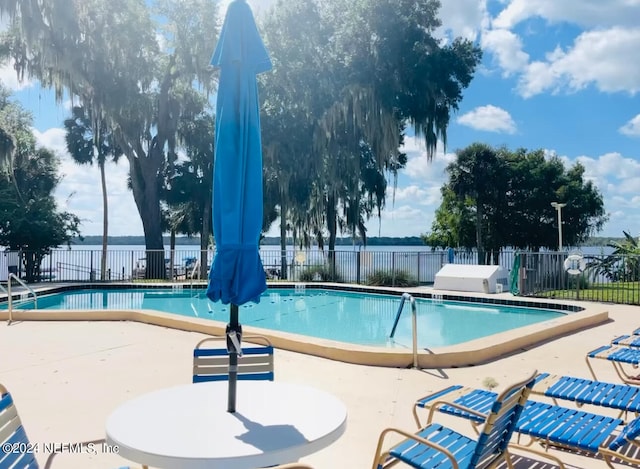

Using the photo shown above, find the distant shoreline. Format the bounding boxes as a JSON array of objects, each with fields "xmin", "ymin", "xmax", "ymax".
[
  {"xmin": 70, "ymin": 235, "xmax": 428, "ymax": 247},
  {"xmin": 70, "ymin": 235, "xmax": 625, "ymax": 247}
]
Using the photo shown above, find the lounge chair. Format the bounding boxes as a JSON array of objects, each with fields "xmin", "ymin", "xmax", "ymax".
[
  {"xmin": 612, "ymin": 334, "xmax": 640, "ymax": 348},
  {"xmin": 532, "ymin": 372, "xmax": 640, "ymax": 418},
  {"xmin": 0, "ymin": 383, "xmax": 136, "ymax": 469},
  {"xmin": 193, "ymin": 335, "xmax": 274, "ymax": 383},
  {"xmin": 414, "ymin": 384, "xmax": 640, "ymax": 468},
  {"xmin": 371, "ymin": 370, "xmax": 537, "ymax": 469},
  {"xmin": 586, "ymin": 344, "xmax": 640, "ymax": 384}
]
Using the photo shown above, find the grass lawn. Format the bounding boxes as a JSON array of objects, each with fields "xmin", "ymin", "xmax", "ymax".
[{"xmin": 540, "ymin": 281, "xmax": 640, "ymax": 305}]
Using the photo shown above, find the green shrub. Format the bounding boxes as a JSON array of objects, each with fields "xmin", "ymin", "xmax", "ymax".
[
  {"xmin": 298, "ymin": 264, "xmax": 342, "ymax": 282},
  {"xmin": 365, "ymin": 269, "xmax": 419, "ymax": 287}
]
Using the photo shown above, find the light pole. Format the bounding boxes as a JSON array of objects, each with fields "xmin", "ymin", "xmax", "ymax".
[{"xmin": 551, "ymin": 202, "xmax": 567, "ymax": 251}]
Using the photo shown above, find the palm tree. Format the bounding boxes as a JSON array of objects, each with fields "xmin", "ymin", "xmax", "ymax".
[
  {"xmin": 589, "ymin": 231, "xmax": 640, "ymax": 282},
  {"xmin": 165, "ymin": 112, "xmax": 214, "ymax": 280},
  {"xmin": 64, "ymin": 106, "xmax": 121, "ymax": 280}
]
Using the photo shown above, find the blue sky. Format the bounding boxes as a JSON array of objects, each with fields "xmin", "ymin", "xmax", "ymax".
[{"xmin": 4, "ymin": 0, "xmax": 640, "ymax": 239}]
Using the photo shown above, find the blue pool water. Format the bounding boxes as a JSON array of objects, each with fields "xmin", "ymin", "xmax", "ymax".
[{"xmin": 4, "ymin": 288, "xmax": 565, "ymax": 348}]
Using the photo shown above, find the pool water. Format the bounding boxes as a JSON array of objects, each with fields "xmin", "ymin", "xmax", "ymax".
[{"xmin": 4, "ymin": 288, "xmax": 565, "ymax": 348}]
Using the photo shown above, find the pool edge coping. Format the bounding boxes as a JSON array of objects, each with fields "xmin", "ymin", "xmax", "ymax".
[{"xmin": 0, "ymin": 283, "xmax": 609, "ymax": 369}]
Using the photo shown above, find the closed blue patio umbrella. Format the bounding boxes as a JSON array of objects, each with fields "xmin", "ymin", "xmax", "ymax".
[{"xmin": 206, "ymin": 0, "xmax": 271, "ymax": 413}]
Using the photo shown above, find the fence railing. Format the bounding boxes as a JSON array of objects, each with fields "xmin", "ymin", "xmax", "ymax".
[
  {"xmin": 0, "ymin": 247, "xmax": 511, "ymax": 285},
  {"xmin": 516, "ymin": 252, "xmax": 640, "ymax": 305},
  {"xmin": 1, "ymin": 248, "xmax": 638, "ymax": 305}
]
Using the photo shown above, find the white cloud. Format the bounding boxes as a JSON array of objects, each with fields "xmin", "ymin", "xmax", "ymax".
[
  {"xmin": 620, "ymin": 114, "xmax": 640, "ymax": 137},
  {"xmin": 560, "ymin": 151, "xmax": 640, "ymax": 235},
  {"xmin": 457, "ymin": 105, "xmax": 517, "ymax": 133},
  {"xmin": 32, "ymin": 127, "xmax": 141, "ymax": 237},
  {"xmin": 517, "ymin": 27, "xmax": 640, "ymax": 98},
  {"xmin": 402, "ymin": 138, "xmax": 456, "ymax": 181},
  {"xmin": 494, "ymin": 0, "xmax": 640, "ymax": 29},
  {"xmin": 389, "ymin": 185, "xmax": 441, "ymax": 206},
  {"xmin": 0, "ymin": 59, "xmax": 33, "ymax": 91},
  {"xmin": 438, "ymin": 0, "xmax": 490, "ymax": 40},
  {"xmin": 480, "ymin": 29, "xmax": 529, "ymax": 76},
  {"xmin": 359, "ymin": 137, "xmax": 456, "ymax": 237}
]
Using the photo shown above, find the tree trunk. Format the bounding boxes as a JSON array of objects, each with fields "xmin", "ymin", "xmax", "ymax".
[
  {"xmin": 327, "ymin": 193, "xmax": 337, "ymax": 277},
  {"xmin": 170, "ymin": 229, "xmax": 176, "ymax": 281},
  {"xmin": 280, "ymin": 198, "xmax": 287, "ymax": 280},
  {"xmin": 200, "ymin": 193, "xmax": 211, "ymax": 280},
  {"xmin": 128, "ymin": 151, "xmax": 165, "ymax": 279},
  {"xmin": 476, "ymin": 203, "xmax": 485, "ymax": 265},
  {"xmin": 100, "ymin": 161, "xmax": 108, "ymax": 281}
]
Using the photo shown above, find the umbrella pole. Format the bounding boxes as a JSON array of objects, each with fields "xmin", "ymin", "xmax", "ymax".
[{"xmin": 227, "ymin": 303, "xmax": 241, "ymax": 412}]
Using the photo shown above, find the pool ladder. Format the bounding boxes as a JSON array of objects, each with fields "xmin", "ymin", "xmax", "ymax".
[
  {"xmin": 6, "ymin": 273, "xmax": 38, "ymax": 325},
  {"xmin": 389, "ymin": 292, "xmax": 418, "ymax": 368}
]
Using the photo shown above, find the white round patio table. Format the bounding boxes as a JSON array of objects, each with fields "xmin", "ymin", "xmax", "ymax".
[{"xmin": 105, "ymin": 381, "xmax": 347, "ymax": 469}]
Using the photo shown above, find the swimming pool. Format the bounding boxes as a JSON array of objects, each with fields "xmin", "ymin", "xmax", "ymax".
[{"xmin": 3, "ymin": 287, "xmax": 567, "ymax": 348}]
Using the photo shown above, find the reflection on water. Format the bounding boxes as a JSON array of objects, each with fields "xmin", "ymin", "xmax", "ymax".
[{"xmin": 10, "ymin": 288, "xmax": 564, "ymax": 348}]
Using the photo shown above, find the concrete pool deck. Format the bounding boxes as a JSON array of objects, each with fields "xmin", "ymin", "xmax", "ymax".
[
  {"xmin": 0, "ymin": 296, "xmax": 639, "ymax": 468},
  {"xmin": 0, "ymin": 283, "xmax": 610, "ymax": 369}
]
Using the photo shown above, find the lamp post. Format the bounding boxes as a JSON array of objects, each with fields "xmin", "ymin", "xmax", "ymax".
[{"xmin": 551, "ymin": 202, "xmax": 567, "ymax": 252}]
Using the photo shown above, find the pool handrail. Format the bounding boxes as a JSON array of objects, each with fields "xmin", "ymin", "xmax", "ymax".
[
  {"xmin": 389, "ymin": 292, "xmax": 418, "ymax": 368},
  {"xmin": 7, "ymin": 273, "xmax": 37, "ymax": 325}
]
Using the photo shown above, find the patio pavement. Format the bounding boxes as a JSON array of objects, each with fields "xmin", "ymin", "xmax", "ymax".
[{"xmin": 1, "ymin": 300, "xmax": 639, "ymax": 468}]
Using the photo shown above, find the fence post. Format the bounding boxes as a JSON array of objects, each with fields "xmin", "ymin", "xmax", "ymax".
[
  {"xmin": 392, "ymin": 252, "xmax": 396, "ymax": 286},
  {"xmin": 518, "ymin": 253, "xmax": 527, "ymax": 295},
  {"xmin": 356, "ymin": 251, "xmax": 361, "ymax": 284}
]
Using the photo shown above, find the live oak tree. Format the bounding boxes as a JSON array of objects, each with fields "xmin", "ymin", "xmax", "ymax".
[
  {"xmin": 316, "ymin": 0, "xmax": 480, "ymax": 257},
  {"xmin": 260, "ymin": 0, "xmax": 328, "ymax": 278},
  {"xmin": 260, "ymin": 0, "xmax": 481, "ymax": 270},
  {"xmin": 0, "ymin": 0, "xmax": 217, "ymax": 278}
]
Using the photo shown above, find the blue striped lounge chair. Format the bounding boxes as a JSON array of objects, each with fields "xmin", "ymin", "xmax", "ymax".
[
  {"xmin": 192, "ymin": 335, "xmax": 274, "ymax": 383},
  {"xmin": 0, "ymin": 383, "xmax": 137, "ymax": 469},
  {"xmin": 586, "ymin": 344, "xmax": 640, "ymax": 385},
  {"xmin": 531, "ymin": 372, "xmax": 640, "ymax": 419},
  {"xmin": 611, "ymin": 334, "xmax": 640, "ymax": 348},
  {"xmin": 371, "ymin": 370, "xmax": 537, "ymax": 469},
  {"xmin": 414, "ymin": 383, "xmax": 640, "ymax": 468}
]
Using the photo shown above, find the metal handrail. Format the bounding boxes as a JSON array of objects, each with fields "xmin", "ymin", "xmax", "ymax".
[
  {"xmin": 7, "ymin": 273, "xmax": 37, "ymax": 325},
  {"xmin": 389, "ymin": 292, "xmax": 419, "ymax": 368}
]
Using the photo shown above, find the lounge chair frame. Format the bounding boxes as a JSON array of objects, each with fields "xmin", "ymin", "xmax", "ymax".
[
  {"xmin": 414, "ymin": 383, "xmax": 640, "ymax": 468},
  {"xmin": 372, "ymin": 370, "xmax": 537, "ymax": 469},
  {"xmin": 586, "ymin": 345, "xmax": 640, "ymax": 385},
  {"xmin": 531, "ymin": 373, "xmax": 640, "ymax": 420},
  {"xmin": 1, "ymin": 383, "xmax": 142, "ymax": 469}
]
